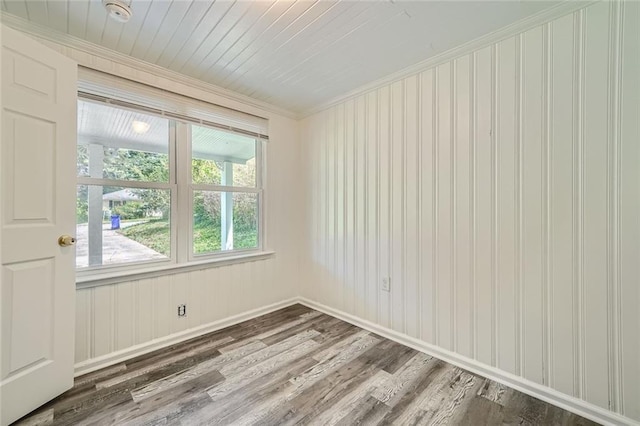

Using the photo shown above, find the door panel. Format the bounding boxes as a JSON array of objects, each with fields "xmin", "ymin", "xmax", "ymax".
[
  {"xmin": 0, "ymin": 25, "xmax": 77, "ymax": 425},
  {"xmin": 3, "ymin": 110, "xmax": 56, "ymax": 223},
  {"xmin": 3, "ymin": 259, "xmax": 54, "ymax": 375}
]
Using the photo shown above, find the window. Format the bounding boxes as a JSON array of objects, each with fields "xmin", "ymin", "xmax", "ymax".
[
  {"xmin": 191, "ymin": 125, "xmax": 260, "ymax": 255},
  {"xmin": 76, "ymin": 86, "xmax": 266, "ymax": 274}
]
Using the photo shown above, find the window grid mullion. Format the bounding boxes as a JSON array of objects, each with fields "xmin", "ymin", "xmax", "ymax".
[
  {"xmin": 77, "ymin": 177, "xmax": 174, "ymax": 190},
  {"xmin": 190, "ymin": 184, "xmax": 260, "ymax": 193},
  {"xmin": 176, "ymin": 122, "xmax": 192, "ymax": 264}
]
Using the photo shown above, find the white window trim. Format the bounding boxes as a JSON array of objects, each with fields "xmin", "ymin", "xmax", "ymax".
[
  {"xmin": 76, "ymin": 251, "xmax": 276, "ymax": 289},
  {"xmin": 76, "ymin": 84, "xmax": 270, "ymax": 286}
]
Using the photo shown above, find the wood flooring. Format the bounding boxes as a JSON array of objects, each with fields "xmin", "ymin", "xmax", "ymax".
[{"xmin": 13, "ymin": 304, "xmax": 598, "ymax": 426}]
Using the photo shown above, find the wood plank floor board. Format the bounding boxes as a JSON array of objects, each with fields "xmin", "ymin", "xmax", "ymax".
[
  {"xmin": 73, "ymin": 364, "xmax": 128, "ymax": 388},
  {"xmin": 219, "ymin": 329, "xmax": 321, "ymax": 377},
  {"xmin": 455, "ymin": 396, "xmax": 508, "ymax": 426},
  {"xmin": 253, "ymin": 340, "xmax": 438, "ymax": 426},
  {"xmin": 370, "ymin": 352, "xmax": 434, "ymax": 405},
  {"xmin": 12, "ymin": 304, "xmax": 599, "ymax": 426},
  {"xmin": 335, "ymin": 395, "xmax": 389, "ymax": 426},
  {"xmin": 424, "ymin": 369, "xmax": 482, "ymax": 425},
  {"xmin": 130, "ymin": 340, "xmax": 268, "ymax": 403},
  {"xmin": 105, "ymin": 371, "xmax": 225, "ymax": 426},
  {"xmin": 307, "ymin": 370, "xmax": 390, "ymax": 425},
  {"xmin": 95, "ymin": 335, "xmax": 236, "ymax": 390},
  {"xmin": 260, "ymin": 314, "xmax": 345, "ymax": 347},
  {"xmin": 375, "ymin": 360, "xmax": 451, "ymax": 425},
  {"xmin": 180, "ymin": 356, "xmax": 320, "ymax": 425},
  {"xmin": 206, "ymin": 339, "xmax": 320, "ymax": 402},
  {"xmin": 355, "ymin": 339, "xmax": 418, "ymax": 375},
  {"xmin": 476, "ymin": 378, "xmax": 510, "ymax": 405}
]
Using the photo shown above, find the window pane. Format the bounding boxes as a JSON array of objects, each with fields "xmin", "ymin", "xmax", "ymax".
[
  {"xmin": 191, "ymin": 125, "xmax": 256, "ymax": 187},
  {"xmin": 193, "ymin": 191, "xmax": 258, "ymax": 254},
  {"xmin": 76, "ymin": 185, "xmax": 171, "ymax": 268},
  {"xmin": 77, "ymin": 100, "xmax": 170, "ymax": 182}
]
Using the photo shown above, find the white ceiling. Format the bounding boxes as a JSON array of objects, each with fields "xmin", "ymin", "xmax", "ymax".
[{"xmin": 1, "ymin": 0, "xmax": 560, "ymax": 113}]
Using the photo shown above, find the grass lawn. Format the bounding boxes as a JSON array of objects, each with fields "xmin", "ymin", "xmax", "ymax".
[{"xmin": 119, "ymin": 218, "xmax": 257, "ymax": 256}]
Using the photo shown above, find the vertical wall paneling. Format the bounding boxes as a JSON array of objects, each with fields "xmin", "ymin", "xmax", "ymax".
[
  {"xmin": 496, "ymin": 36, "xmax": 517, "ymax": 376},
  {"xmin": 301, "ymin": 1, "xmax": 639, "ymax": 422},
  {"xmin": 431, "ymin": 69, "xmax": 439, "ymax": 345},
  {"xmin": 75, "ymin": 290, "xmax": 90, "ymax": 363},
  {"xmin": 318, "ymin": 110, "xmax": 327, "ymax": 306},
  {"xmin": 115, "ymin": 281, "xmax": 134, "ymax": 352},
  {"xmin": 327, "ymin": 108, "xmax": 336, "ymax": 309},
  {"xmin": 515, "ymin": 32, "xmax": 524, "ymax": 379},
  {"xmin": 436, "ymin": 62, "xmax": 453, "ymax": 351},
  {"xmin": 380, "ymin": 86, "xmax": 392, "ymax": 329},
  {"xmin": 391, "ymin": 80, "xmax": 404, "ymax": 333},
  {"xmin": 345, "ymin": 99, "xmax": 355, "ymax": 316},
  {"xmin": 454, "ymin": 55, "xmax": 472, "ymax": 359},
  {"xmin": 404, "ymin": 75, "xmax": 419, "ymax": 339},
  {"xmin": 138, "ymin": 278, "xmax": 153, "ymax": 344},
  {"xmin": 469, "ymin": 56, "xmax": 477, "ymax": 362},
  {"xmin": 607, "ymin": 0, "xmax": 623, "ymax": 414},
  {"xmin": 339, "ymin": 102, "xmax": 347, "ymax": 312},
  {"xmin": 520, "ymin": 25, "xmax": 545, "ymax": 386},
  {"xmin": 573, "ymin": 9, "xmax": 585, "ymax": 400},
  {"xmin": 366, "ymin": 91, "xmax": 379, "ymax": 324},
  {"xmin": 474, "ymin": 46, "xmax": 493, "ymax": 367},
  {"xmin": 419, "ymin": 70, "xmax": 435, "ymax": 344},
  {"xmin": 542, "ymin": 22, "xmax": 551, "ymax": 388},
  {"xmin": 619, "ymin": 1, "xmax": 640, "ymax": 419},
  {"xmin": 355, "ymin": 96, "xmax": 366, "ymax": 319},
  {"xmin": 336, "ymin": 102, "xmax": 346, "ymax": 313},
  {"xmin": 491, "ymin": 43, "xmax": 499, "ymax": 372},
  {"xmin": 451, "ymin": 60, "xmax": 458, "ymax": 354},
  {"xmin": 549, "ymin": 13, "xmax": 576, "ymax": 396},
  {"xmin": 310, "ymin": 114, "xmax": 320, "ymax": 304},
  {"xmin": 583, "ymin": 1, "xmax": 611, "ymax": 410}
]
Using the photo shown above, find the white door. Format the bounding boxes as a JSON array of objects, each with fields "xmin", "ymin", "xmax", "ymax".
[{"xmin": 0, "ymin": 25, "xmax": 77, "ymax": 425}]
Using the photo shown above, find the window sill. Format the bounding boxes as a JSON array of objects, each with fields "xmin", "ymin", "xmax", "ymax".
[{"xmin": 76, "ymin": 250, "xmax": 276, "ymax": 289}]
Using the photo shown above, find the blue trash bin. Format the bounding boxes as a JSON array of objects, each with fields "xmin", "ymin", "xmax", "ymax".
[{"xmin": 110, "ymin": 215, "xmax": 121, "ymax": 230}]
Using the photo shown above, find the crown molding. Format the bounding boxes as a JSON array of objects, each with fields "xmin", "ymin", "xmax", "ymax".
[
  {"xmin": 0, "ymin": 12, "xmax": 298, "ymax": 120},
  {"xmin": 299, "ymin": 0, "xmax": 597, "ymax": 118}
]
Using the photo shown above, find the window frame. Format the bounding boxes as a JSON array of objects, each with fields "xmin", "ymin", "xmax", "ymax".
[
  {"xmin": 75, "ymin": 94, "xmax": 268, "ymax": 283},
  {"xmin": 179, "ymin": 122, "xmax": 265, "ymax": 263}
]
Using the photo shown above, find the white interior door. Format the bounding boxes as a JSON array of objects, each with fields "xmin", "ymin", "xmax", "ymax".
[{"xmin": 0, "ymin": 25, "xmax": 77, "ymax": 425}]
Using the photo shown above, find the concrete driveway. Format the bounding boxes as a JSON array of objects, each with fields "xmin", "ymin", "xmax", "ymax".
[{"xmin": 75, "ymin": 221, "xmax": 168, "ymax": 268}]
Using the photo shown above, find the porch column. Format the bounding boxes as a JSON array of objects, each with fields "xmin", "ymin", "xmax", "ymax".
[
  {"xmin": 88, "ymin": 143, "xmax": 103, "ymax": 266},
  {"xmin": 220, "ymin": 161, "xmax": 233, "ymax": 250}
]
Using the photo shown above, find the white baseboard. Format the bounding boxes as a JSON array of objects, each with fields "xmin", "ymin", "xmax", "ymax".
[
  {"xmin": 297, "ymin": 297, "xmax": 637, "ymax": 426},
  {"xmin": 73, "ymin": 298, "xmax": 299, "ymax": 377}
]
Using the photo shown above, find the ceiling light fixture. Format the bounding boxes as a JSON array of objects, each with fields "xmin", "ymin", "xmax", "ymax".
[
  {"xmin": 103, "ymin": 0, "xmax": 132, "ymax": 23},
  {"xmin": 131, "ymin": 120, "xmax": 150, "ymax": 134}
]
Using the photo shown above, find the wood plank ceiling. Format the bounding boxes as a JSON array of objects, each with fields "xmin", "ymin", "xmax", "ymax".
[{"xmin": 1, "ymin": 0, "xmax": 559, "ymax": 114}]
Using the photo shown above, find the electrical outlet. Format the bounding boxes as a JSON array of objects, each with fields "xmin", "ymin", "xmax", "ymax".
[
  {"xmin": 178, "ymin": 304, "xmax": 187, "ymax": 317},
  {"xmin": 382, "ymin": 277, "xmax": 391, "ymax": 292}
]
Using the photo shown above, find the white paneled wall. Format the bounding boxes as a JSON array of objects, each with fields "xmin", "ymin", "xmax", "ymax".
[
  {"xmin": 75, "ymin": 256, "xmax": 294, "ymax": 365},
  {"xmin": 301, "ymin": 1, "xmax": 639, "ymax": 422}
]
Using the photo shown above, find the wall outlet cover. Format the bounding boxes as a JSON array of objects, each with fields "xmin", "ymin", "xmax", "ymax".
[
  {"xmin": 382, "ymin": 277, "xmax": 391, "ymax": 292},
  {"xmin": 178, "ymin": 304, "xmax": 187, "ymax": 317}
]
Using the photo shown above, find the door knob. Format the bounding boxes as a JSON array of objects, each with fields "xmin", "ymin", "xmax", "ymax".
[{"xmin": 58, "ymin": 235, "xmax": 76, "ymax": 247}]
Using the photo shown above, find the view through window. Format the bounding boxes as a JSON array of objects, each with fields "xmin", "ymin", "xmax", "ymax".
[{"xmin": 76, "ymin": 98, "xmax": 262, "ymax": 271}]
